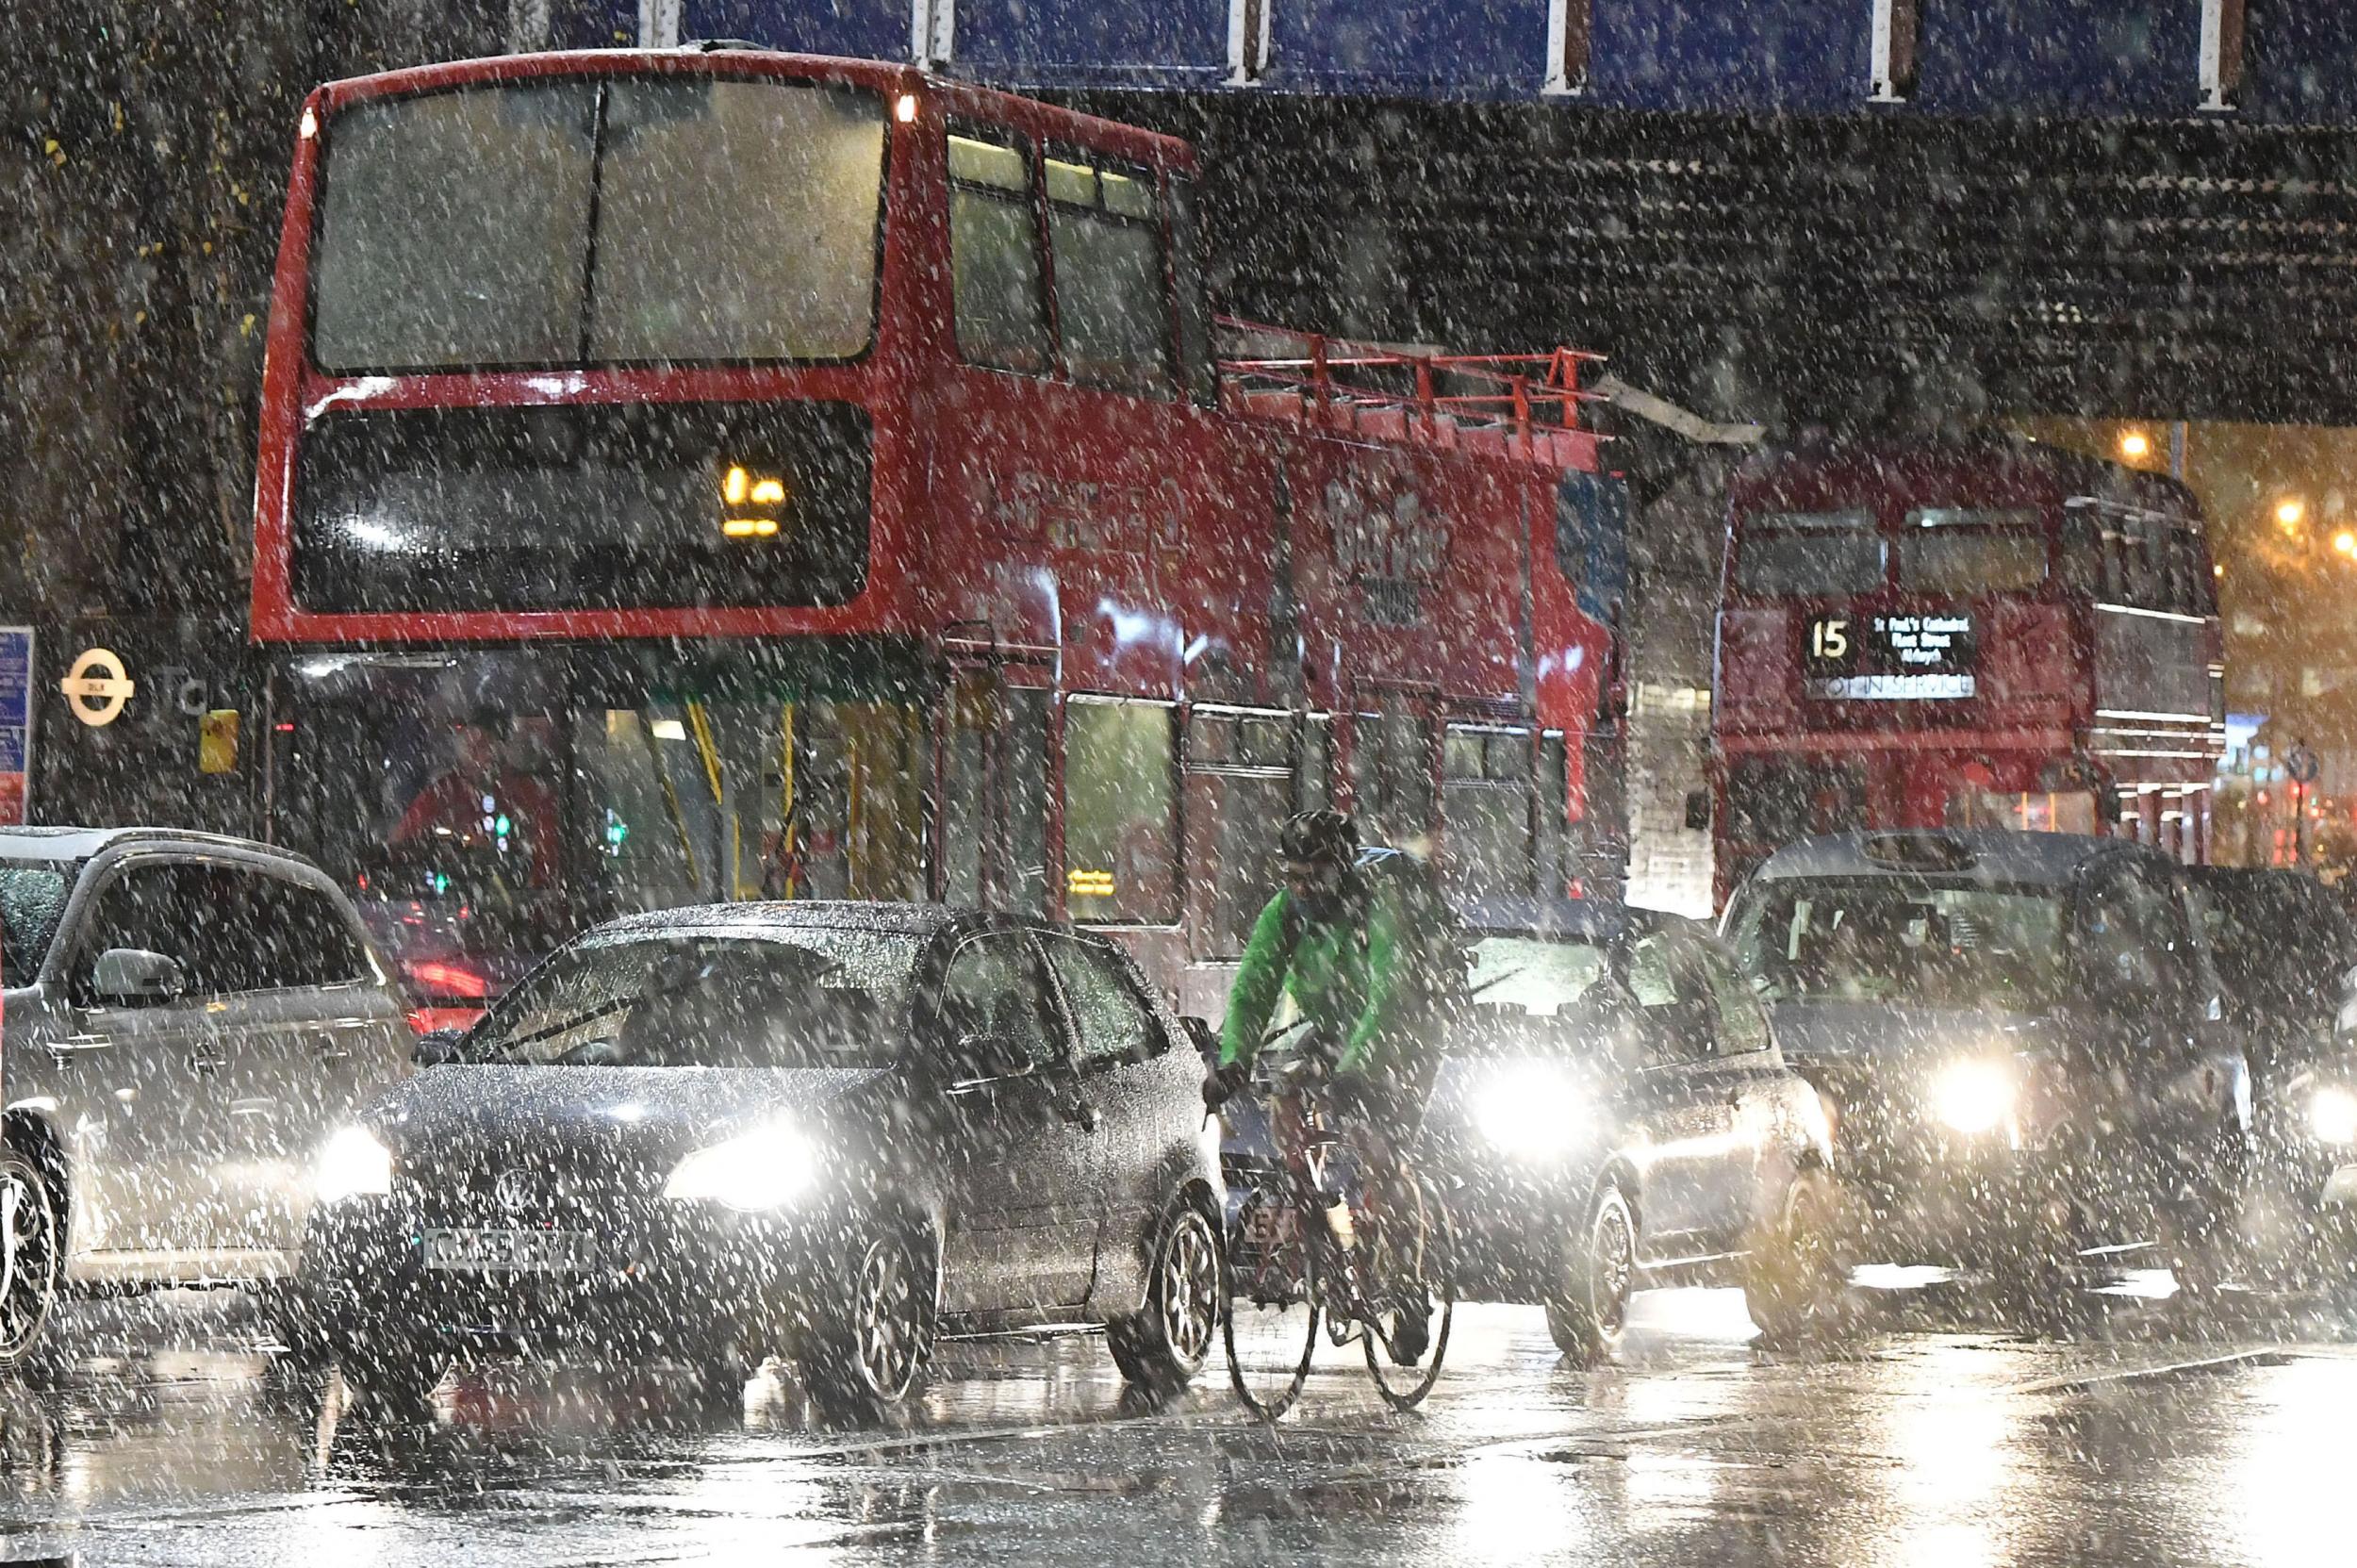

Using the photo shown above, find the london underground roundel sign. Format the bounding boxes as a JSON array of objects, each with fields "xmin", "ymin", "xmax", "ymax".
[{"xmin": 59, "ymin": 648, "xmax": 136, "ymax": 728}]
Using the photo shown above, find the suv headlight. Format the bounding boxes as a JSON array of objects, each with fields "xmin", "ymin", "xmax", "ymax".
[
  {"xmin": 315, "ymin": 1126, "xmax": 393, "ymax": 1204},
  {"xmin": 664, "ymin": 1124, "xmax": 819, "ymax": 1211},
  {"xmin": 1476, "ymin": 1063, "xmax": 1587, "ymax": 1160},
  {"xmin": 1931, "ymin": 1060, "xmax": 2015, "ymax": 1137},
  {"xmin": 2310, "ymin": 1087, "xmax": 2357, "ymax": 1147}
]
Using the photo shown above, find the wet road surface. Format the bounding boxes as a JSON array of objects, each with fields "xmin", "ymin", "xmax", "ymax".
[{"xmin": 1, "ymin": 1278, "xmax": 2351, "ymax": 1566}]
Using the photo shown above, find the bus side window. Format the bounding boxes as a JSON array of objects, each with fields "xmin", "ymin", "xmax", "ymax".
[
  {"xmin": 2060, "ymin": 506, "xmax": 2102, "ymax": 595},
  {"xmin": 948, "ymin": 127, "xmax": 1053, "ymax": 376},
  {"xmin": 1166, "ymin": 174, "xmax": 1219, "ymax": 406},
  {"xmin": 1046, "ymin": 149, "xmax": 1176, "ymax": 397}
]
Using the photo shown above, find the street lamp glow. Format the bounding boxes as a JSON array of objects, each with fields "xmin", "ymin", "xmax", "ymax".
[
  {"xmin": 2118, "ymin": 430, "xmax": 2151, "ymax": 460},
  {"xmin": 2279, "ymin": 498, "xmax": 2307, "ymax": 529},
  {"xmin": 2334, "ymin": 531, "xmax": 2355, "ymax": 558}
]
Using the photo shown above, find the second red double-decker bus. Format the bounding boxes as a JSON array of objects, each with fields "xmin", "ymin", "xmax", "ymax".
[
  {"xmin": 247, "ymin": 46, "xmax": 1623, "ymax": 1019},
  {"xmin": 1710, "ymin": 434, "xmax": 2225, "ymax": 907}
]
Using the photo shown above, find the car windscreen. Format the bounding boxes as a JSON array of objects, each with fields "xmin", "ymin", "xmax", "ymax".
[
  {"xmin": 310, "ymin": 77, "xmax": 886, "ymax": 371},
  {"xmin": 1730, "ymin": 875, "xmax": 2067, "ymax": 1011},
  {"xmin": 467, "ymin": 928, "xmax": 919, "ymax": 1068},
  {"xmin": 1470, "ymin": 935, "xmax": 1610, "ymax": 1017},
  {"xmin": 0, "ymin": 863, "xmax": 74, "ymax": 985}
]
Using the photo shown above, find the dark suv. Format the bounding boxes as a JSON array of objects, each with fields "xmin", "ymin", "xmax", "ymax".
[{"xmin": 1723, "ymin": 831, "xmax": 2252, "ymax": 1312}]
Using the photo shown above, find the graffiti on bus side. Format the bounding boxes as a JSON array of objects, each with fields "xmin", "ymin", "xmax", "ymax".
[{"xmin": 969, "ymin": 468, "xmax": 1185, "ymax": 555}]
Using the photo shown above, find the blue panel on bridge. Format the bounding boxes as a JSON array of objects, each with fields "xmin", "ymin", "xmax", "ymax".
[
  {"xmin": 1264, "ymin": 0, "xmax": 1545, "ymax": 99},
  {"xmin": 549, "ymin": 1, "xmax": 638, "ymax": 48},
  {"xmin": 533, "ymin": 2, "xmax": 2357, "ymax": 131},
  {"xmin": 683, "ymin": 0, "xmax": 910, "ymax": 59},
  {"xmin": 953, "ymin": 0, "xmax": 1229, "ymax": 89},
  {"xmin": 2239, "ymin": 8, "xmax": 2357, "ymax": 126},
  {"xmin": 1586, "ymin": 0, "xmax": 1864, "ymax": 114},
  {"xmin": 1912, "ymin": 1, "xmax": 2200, "ymax": 118}
]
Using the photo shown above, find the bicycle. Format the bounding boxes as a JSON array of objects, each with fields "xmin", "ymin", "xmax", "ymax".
[{"xmin": 1217, "ymin": 1050, "xmax": 1458, "ymax": 1420}]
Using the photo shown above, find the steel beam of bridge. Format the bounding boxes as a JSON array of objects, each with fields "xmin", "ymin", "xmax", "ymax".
[{"xmin": 529, "ymin": 2, "xmax": 2357, "ymax": 423}]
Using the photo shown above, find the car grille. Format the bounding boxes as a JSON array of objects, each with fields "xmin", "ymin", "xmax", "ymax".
[{"xmin": 401, "ymin": 1144, "xmax": 661, "ymax": 1228}]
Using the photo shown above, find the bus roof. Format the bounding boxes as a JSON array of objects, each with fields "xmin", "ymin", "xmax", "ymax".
[
  {"xmin": 1732, "ymin": 431, "xmax": 2202, "ymax": 522},
  {"xmin": 302, "ymin": 46, "xmax": 1198, "ymax": 175}
]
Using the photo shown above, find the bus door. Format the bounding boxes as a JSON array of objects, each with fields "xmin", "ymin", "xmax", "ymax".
[
  {"xmin": 579, "ymin": 693, "xmax": 927, "ymax": 914},
  {"xmin": 1349, "ymin": 684, "xmax": 1442, "ymax": 855},
  {"xmin": 937, "ymin": 659, "xmax": 1053, "ymax": 916}
]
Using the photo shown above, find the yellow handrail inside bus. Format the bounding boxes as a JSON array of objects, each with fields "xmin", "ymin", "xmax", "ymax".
[
  {"xmin": 781, "ymin": 702, "xmax": 799, "ymax": 900},
  {"xmin": 639, "ymin": 709, "xmax": 699, "ymax": 889}
]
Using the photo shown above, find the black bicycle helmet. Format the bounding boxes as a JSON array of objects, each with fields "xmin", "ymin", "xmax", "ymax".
[{"xmin": 1279, "ymin": 809, "xmax": 1360, "ymax": 866}]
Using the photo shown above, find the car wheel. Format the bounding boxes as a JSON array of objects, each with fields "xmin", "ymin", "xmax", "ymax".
[
  {"xmin": 801, "ymin": 1223, "xmax": 936, "ymax": 1425},
  {"xmin": 1744, "ymin": 1164, "xmax": 1854, "ymax": 1345},
  {"xmin": 688, "ymin": 1345, "xmax": 757, "ymax": 1411},
  {"xmin": 1546, "ymin": 1182, "xmax": 1638, "ymax": 1364},
  {"xmin": 0, "ymin": 1151, "xmax": 61, "ymax": 1379},
  {"xmin": 337, "ymin": 1335, "xmax": 449, "ymax": 1423},
  {"xmin": 1109, "ymin": 1197, "xmax": 1221, "ymax": 1395}
]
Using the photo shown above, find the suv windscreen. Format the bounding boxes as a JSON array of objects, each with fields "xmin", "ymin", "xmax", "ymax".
[
  {"xmin": 0, "ymin": 863, "xmax": 74, "ymax": 983},
  {"xmin": 1470, "ymin": 936, "xmax": 1609, "ymax": 1017},
  {"xmin": 1731, "ymin": 876, "xmax": 2067, "ymax": 1011},
  {"xmin": 471, "ymin": 929, "xmax": 918, "ymax": 1067}
]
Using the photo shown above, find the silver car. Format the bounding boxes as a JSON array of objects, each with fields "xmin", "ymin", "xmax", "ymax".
[{"xmin": 0, "ymin": 827, "xmax": 415, "ymax": 1366}]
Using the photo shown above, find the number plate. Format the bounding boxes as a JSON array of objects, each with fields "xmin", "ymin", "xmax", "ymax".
[{"xmin": 422, "ymin": 1228, "xmax": 597, "ymax": 1273}]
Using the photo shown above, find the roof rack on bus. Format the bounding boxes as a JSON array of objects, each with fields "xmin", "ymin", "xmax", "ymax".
[{"xmin": 1215, "ymin": 317, "xmax": 1608, "ymax": 470}]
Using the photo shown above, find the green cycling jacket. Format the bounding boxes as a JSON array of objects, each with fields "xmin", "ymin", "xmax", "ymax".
[{"xmin": 1217, "ymin": 883, "xmax": 1429, "ymax": 1081}]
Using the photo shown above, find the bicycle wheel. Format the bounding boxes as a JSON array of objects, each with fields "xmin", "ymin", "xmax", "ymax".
[
  {"xmin": 1361, "ymin": 1175, "xmax": 1456, "ymax": 1411},
  {"xmin": 1224, "ymin": 1186, "xmax": 1320, "ymax": 1422}
]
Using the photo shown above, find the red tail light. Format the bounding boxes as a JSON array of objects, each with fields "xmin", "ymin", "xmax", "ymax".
[{"xmin": 406, "ymin": 959, "xmax": 491, "ymax": 999}]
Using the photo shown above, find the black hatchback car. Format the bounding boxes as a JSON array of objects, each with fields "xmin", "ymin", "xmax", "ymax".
[
  {"xmin": 2189, "ymin": 867, "xmax": 2357, "ymax": 1286},
  {"xmin": 1221, "ymin": 900, "xmax": 1846, "ymax": 1360},
  {"xmin": 1723, "ymin": 831, "xmax": 2253, "ymax": 1311},
  {"xmin": 299, "ymin": 903, "xmax": 1223, "ymax": 1420}
]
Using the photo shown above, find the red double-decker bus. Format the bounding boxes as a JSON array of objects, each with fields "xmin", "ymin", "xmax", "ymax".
[
  {"xmin": 247, "ymin": 47, "xmax": 1622, "ymax": 1018},
  {"xmin": 1710, "ymin": 434, "xmax": 2225, "ymax": 907}
]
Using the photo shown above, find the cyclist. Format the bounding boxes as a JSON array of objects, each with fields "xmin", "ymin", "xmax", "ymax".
[{"xmin": 1202, "ymin": 809, "xmax": 1448, "ymax": 1362}]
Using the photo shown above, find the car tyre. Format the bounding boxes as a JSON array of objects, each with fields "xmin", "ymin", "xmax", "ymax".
[
  {"xmin": 1546, "ymin": 1182, "xmax": 1638, "ymax": 1364},
  {"xmin": 1744, "ymin": 1164, "xmax": 1854, "ymax": 1345},
  {"xmin": 1108, "ymin": 1197, "xmax": 1221, "ymax": 1396},
  {"xmin": 0, "ymin": 1151, "xmax": 60, "ymax": 1384},
  {"xmin": 337, "ymin": 1334, "xmax": 449, "ymax": 1423},
  {"xmin": 800, "ymin": 1222, "xmax": 936, "ymax": 1426}
]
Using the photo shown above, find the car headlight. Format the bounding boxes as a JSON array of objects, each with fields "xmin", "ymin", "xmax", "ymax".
[
  {"xmin": 2310, "ymin": 1086, "xmax": 2357, "ymax": 1146},
  {"xmin": 1931, "ymin": 1059, "xmax": 2015, "ymax": 1137},
  {"xmin": 315, "ymin": 1126, "xmax": 393, "ymax": 1204},
  {"xmin": 664, "ymin": 1124, "xmax": 819, "ymax": 1211},
  {"xmin": 1476, "ymin": 1062, "xmax": 1588, "ymax": 1160}
]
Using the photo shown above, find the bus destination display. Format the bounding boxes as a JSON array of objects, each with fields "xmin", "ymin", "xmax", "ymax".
[{"xmin": 1803, "ymin": 611, "xmax": 1976, "ymax": 701}]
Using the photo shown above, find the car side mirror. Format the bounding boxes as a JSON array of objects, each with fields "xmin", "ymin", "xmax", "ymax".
[
  {"xmin": 91, "ymin": 948, "xmax": 189, "ymax": 1007},
  {"xmin": 1178, "ymin": 1015, "xmax": 1218, "ymax": 1065},
  {"xmin": 1684, "ymin": 789, "xmax": 1713, "ymax": 832},
  {"xmin": 413, "ymin": 1027, "xmax": 469, "ymax": 1067}
]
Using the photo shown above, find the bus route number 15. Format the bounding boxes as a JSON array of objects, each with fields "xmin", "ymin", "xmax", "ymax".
[{"xmin": 1806, "ymin": 614, "xmax": 1855, "ymax": 673}]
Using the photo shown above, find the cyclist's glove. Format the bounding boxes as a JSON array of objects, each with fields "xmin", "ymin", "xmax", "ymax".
[{"xmin": 1202, "ymin": 1060, "xmax": 1252, "ymax": 1111}]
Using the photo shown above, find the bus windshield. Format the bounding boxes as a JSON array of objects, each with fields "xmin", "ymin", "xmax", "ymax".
[
  {"xmin": 310, "ymin": 77, "xmax": 886, "ymax": 371},
  {"xmin": 1730, "ymin": 876, "xmax": 2068, "ymax": 1011}
]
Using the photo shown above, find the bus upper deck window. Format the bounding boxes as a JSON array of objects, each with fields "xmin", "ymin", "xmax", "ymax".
[
  {"xmin": 1734, "ymin": 509, "xmax": 1883, "ymax": 596},
  {"xmin": 948, "ymin": 128, "xmax": 1053, "ymax": 375},
  {"xmin": 1896, "ymin": 506, "xmax": 2048, "ymax": 594},
  {"xmin": 1046, "ymin": 148, "xmax": 1176, "ymax": 398}
]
